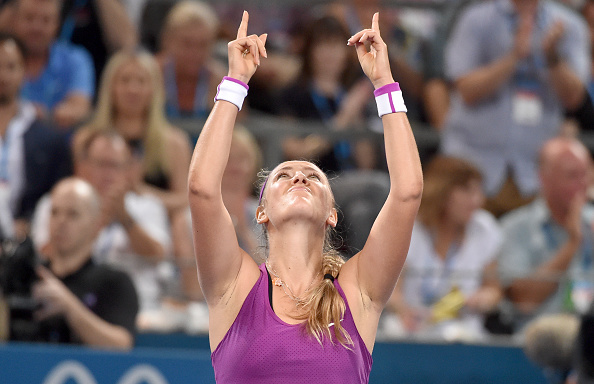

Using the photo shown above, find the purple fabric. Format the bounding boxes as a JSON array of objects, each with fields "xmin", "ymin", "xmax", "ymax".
[
  {"xmin": 223, "ymin": 76, "xmax": 249, "ymax": 90},
  {"xmin": 373, "ymin": 82, "xmax": 400, "ymax": 97},
  {"xmin": 211, "ymin": 264, "xmax": 373, "ymax": 384}
]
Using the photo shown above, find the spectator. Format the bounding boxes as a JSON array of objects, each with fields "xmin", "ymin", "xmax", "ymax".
[
  {"xmin": 523, "ymin": 313, "xmax": 580, "ymax": 384},
  {"xmin": 385, "ymin": 156, "xmax": 502, "ymax": 340},
  {"xmin": 157, "ymin": 0, "xmax": 225, "ymax": 119},
  {"xmin": 21, "ymin": 177, "xmax": 138, "ymax": 348},
  {"xmin": 12, "ymin": 0, "xmax": 94, "ymax": 129},
  {"xmin": 499, "ymin": 137, "xmax": 594, "ymax": 330},
  {"xmin": 442, "ymin": 0, "xmax": 591, "ymax": 217},
  {"xmin": 0, "ymin": 33, "xmax": 71, "ymax": 239},
  {"xmin": 278, "ymin": 15, "xmax": 376, "ymax": 175},
  {"xmin": 33, "ymin": 128, "xmax": 171, "ymax": 326},
  {"xmin": 0, "ymin": 0, "xmax": 133, "ymax": 94},
  {"xmin": 77, "ymin": 50, "xmax": 191, "ymax": 268}
]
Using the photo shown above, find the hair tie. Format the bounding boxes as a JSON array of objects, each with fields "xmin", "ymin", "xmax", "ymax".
[{"xmin": 323, "ymin": 273, "xmax": 335, "ymax": 282}]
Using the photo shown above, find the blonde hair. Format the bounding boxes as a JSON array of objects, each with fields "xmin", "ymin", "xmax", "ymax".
[
  {"xmin": 161, "ymin": 1, "xmax": 219, "ymax": 45},
  {"xmin": 257, "ymin": 167, "xmax": 353, "ymax": 348},
  {"xmin": 418, "ymin": 156, "xmax": 482, "ymax": 229},
  {"xmin": 89, "ymin": 49, "xmax": 169, "ymax": 179}
]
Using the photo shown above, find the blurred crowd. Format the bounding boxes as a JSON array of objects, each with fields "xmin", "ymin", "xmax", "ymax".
[{"xmin": 0, "ymin": 0, "xmax": 593, "ymax": 377}]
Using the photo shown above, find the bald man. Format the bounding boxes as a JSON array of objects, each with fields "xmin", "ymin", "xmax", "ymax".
[
  {"xmin": 21, "ymin": 177, "xmax": 138, "ymax": 348},
  {"xmin": 499, "ymin": 137, "xmax": 594, "ymax": 331}
]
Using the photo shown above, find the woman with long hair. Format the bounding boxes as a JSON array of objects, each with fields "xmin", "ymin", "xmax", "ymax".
[
  {"xmin": 386, "ymin": 156, "xmax": 502, "ymax": 339},
  {"xmin": 74, "ymin": 49, "xmax": 192, "ymax": 272},
  {"xmin": 189, "ymin": 12, "xmax": 422, "ymax": 382}
]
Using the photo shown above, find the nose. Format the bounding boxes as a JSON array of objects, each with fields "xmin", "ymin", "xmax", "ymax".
[{"xmin": 292, "ymin": 171, "xmax": 308, "ymax": 184}]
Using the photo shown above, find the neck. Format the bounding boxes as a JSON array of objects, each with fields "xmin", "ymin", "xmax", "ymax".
[
  {"xmin": 547, "ymin": 201, "xmax": 570, "ymax": 226},
  {"xmin": 222, "ymin": 188, "xmax": 248, "ymax": 214},
  {"xmin": 175, "ymin": 68, "xmax": 200, "ymax": 84},
  {"xmin": 267, "ymin": 223, "xmax": 324, "ymax": 294},
  {"xmin": 0, "ymin": 100, "xmax": 20, "ymax": 137},
  {"xmin": 25, "ymin": 51, "xmax": 49, "ymax": 77},
  {"xmin": 50, "ymin": 245, "xmax": 93, "ymax": 278},
  {"xmin": 433, "ymin": 220, "xmax": 464, "ymax": 260},
  {"xmin": 313, "ymin": 77, "xmax": 340, "ymax": 97},
  {"xmin": 113, "ymin": 116, "xmax": 146, "ymax": 140}
]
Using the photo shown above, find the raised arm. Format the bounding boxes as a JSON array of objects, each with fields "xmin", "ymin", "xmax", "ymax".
[
  {"xmin": 188, "ymin": 11, "xmax": 267, "ymax": 305},
  {"xmin": 344, "ymin": 13, "xmax": 423, "ymax": 312}
]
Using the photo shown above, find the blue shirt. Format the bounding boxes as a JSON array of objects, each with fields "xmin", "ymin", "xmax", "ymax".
[
  {"xmin": 442, "ymin": 0, "xmax": 590, "ymax": 197},
  {"xmin": 21, "ymin": 41, "xmax": 95, "ymax": 110},
  {"xmin": 499, "ymin": 199, "xmax": 594, "ymax": 328}
]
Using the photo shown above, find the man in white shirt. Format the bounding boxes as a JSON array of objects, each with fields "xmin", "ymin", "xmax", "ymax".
[{"xmin": 32, "ymin": 128, "xmax": 171, "ymax": 316}]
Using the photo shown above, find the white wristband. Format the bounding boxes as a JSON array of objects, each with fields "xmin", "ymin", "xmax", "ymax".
[
  {"xmin": 374, "ymin": 82, "xmax": 407, "ymax": 118},
  {"xmin": 214, "ymin": 76, "xmax": 249, "ymax": 111}
]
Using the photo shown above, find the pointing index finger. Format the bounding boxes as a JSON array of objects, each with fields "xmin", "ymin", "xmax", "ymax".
[
  {"xmin": 237, "ymin": 10, "xmax": 249, "ymax": 39},
  {"xmin": 372, "ymin": 12, "xmax": 380, "ymax": 33}
]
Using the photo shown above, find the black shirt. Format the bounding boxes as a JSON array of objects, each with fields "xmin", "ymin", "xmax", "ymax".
[{"xmin": 36, "ymin": 258, "xmax": 138, "ymax": 344}]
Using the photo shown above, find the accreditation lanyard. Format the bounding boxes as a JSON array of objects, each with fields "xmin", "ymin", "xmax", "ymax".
[
  {"xmin": 309, "ymin": 86, "xmax": 353, "ymax": 169},
  {"xmin": 59, "ymin": 0, "xmax": 88, "ymax": 42},
  {"xmin": 420, "ymin": 241, "xmax": 461, "ymax": 306},
  {"xmin": 164, "ymin": 60, "xmax": 210, "ymax": 118},
  {"xmin": 0, "ymin": 131, "xmax": 12, "ymax": 183}
]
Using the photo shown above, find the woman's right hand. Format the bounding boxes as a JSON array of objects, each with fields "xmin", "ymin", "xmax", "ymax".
[{"xmin": 227, "ymin": 11, "xmax": 267, "ymax": 85}]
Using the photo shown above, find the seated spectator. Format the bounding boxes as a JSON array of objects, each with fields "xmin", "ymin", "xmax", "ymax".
[
  {"xmin": 157, "ymin": 0, "xmax": 225, "ymax": 119},
  {"xmin": 385, "ymin": 156, "xmax": 502, "ymax": 340},
  {"xmin": 17, "ymin": 177, "xmax": 138, "ymax": 348},
  {"xmin": 441, "ymin": 0, "xmax": 590, "ymax": 217},
  {"xmin": 499, "ymin": 137, "xmax": 594, "ymax": 331},
  {"xmin": 0, "ymin": 33, "xmax": 71, "ymax": 239},
  {"xmin": 33, "ymin": 128, "xmax": 171, "ymax": 327},
  {"xmin": 278, "ymin": 15, "xmax": 376, "ymax": 175},
  {"xmin": 76, "ymin": 50, "xmax": 191, "ymax": 269},
  {"xmin": 12, "ymin": 0, "xmax": 94, "ymax": 129}
]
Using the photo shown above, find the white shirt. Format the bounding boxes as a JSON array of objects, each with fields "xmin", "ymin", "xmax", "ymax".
[
  {"xmin": 0, "ymin": 102, "xmax": 36, "ymax": 225},
  {"xmin": 402, "ymin": 210, "xmax": 502, "ymax": 335}
]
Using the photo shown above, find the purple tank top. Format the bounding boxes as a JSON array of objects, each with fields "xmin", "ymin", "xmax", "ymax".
[{"xmin": 211, "ymin": 264, "xmax": 373, "ymax": 383}]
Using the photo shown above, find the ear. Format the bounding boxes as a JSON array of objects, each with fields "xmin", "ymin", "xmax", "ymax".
[
  {"xmin": 326, "ymin": 208, "xmax": 337, "ymax": 228},
  {"xmin": 256, "ymin": 206, "xmax": 269, "ymax": 224}
]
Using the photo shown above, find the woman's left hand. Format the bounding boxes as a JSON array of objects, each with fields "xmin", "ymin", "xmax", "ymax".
[{"xmin": 348, "ymin": 12, "xmax": 394, "ymax": 89}]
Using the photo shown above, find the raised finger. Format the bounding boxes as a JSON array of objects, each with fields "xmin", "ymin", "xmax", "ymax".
[
  {"xmin": 236, "ymin": 10, "xmax": 249, "ymax": 39},
  {"xmin": 372, "ymin": 12, "xmax": 380, "ymax": 34},
  {"xmin": 259, "ymin": 33, "xmax": 268, "ymax": 57}
]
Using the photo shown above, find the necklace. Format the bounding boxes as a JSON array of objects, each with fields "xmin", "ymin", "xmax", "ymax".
[{"xmin": 265, "ymin": 259, "xmax": 321, "ymax": 307}]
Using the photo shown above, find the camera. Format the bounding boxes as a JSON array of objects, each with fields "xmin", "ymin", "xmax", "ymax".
[{"xmin": 0, "ymin": 237, "xmax": 41, "ymax": 341}]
